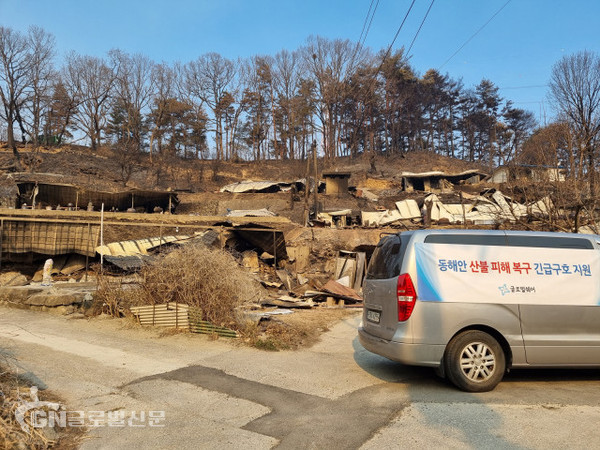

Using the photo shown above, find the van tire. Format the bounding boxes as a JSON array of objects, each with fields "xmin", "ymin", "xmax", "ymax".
[{"xmin": 444, "ymin": 330, "xmax": 505, "ymax": 392}]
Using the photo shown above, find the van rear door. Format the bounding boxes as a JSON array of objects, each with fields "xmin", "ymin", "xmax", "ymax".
[{"xmin": 362, "ymin": 234, "xmax": 407, "ymax": 341}]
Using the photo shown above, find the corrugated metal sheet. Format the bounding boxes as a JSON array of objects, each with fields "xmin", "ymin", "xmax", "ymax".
[
  {"xmin": 220, "ymin": 180, "xmax": 283, "ymax": 193},
  {"xmin": 226, "ymin": 209, "xmax": 277, "ymax": 217},
  {"xmin": 96, "ymin": 235, "xmax": 194, "ymax": 256},
  {"xmin": 1, "ymin": 220, "xmax": 100, "ymax": 258},
  {"xmin": 104, "ymin": 255, "xmax": 153, "ymax": 271},
  {"xmin": 395, "ymin": 199, "xmax": 421, "ymax": 219},
  {"xmin": 129, "ymin": 303, "xmax": 238, "ymax": 337}
]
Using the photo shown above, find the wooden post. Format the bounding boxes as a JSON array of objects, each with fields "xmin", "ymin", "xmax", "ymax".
[
  {"xmin": 0, "ymin": 219, "xmax": 3, "ymax": 271},
  {"xmin": 273, "ymin": 230, "xmax": 277, "ymax": 268},
  {"xmin": 85, "ymin": 222, "xmax": 90, "ymax": 282},
  {"xmin": 304, "ymin": 148, "xmax": 311, "ymax": 226},
  {"xmin": 460, "ymin": 191, "xmax": 467, "ymax": 229},
  {"xmin": 312, "ymin": 141, "xmax": 318, "ymax": 218},
  {"xmin": 100, "ymin": 203, "xmax": 104, "ymax": 273}
]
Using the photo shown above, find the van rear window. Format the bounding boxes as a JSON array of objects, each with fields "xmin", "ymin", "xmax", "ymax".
[
  {"xmin": 424, "ymin": 234, "xmax": 506, "ymax": 246},
  {"xmin": 506, "ymin": 235, "xmax": 593, "ymax": 249},
  {"xmin": 366, "ymin": 235, "xmax": 402, "ymax": 279}
]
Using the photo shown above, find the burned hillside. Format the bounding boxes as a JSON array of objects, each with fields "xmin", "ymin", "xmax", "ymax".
[{"xmin": 0, "ymin": 143, "xmax": 597, "ymax": 349}]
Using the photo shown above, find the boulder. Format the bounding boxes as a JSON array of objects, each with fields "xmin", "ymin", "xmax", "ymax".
[{"xmin": 0, "ymin": 272, "xmax": 29, "ymax": 287}]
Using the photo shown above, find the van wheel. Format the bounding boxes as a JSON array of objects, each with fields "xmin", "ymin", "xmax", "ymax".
[{"xmin": 444, "ymin": 330, "xmax": 505, "ymax": 392}]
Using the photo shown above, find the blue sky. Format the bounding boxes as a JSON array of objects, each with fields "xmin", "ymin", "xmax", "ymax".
[{"xmin": 1, "ymin": 0, "xmax": 599, "ymax": 124}]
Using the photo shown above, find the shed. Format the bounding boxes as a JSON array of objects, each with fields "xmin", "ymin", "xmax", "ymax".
[
  {"xmin": 401, "ymin": 170, "xmax": 486, "ymax": 192},
  {"xmin": 489, "ymin": 165, "xmax": 566, "ymax": 184},
  {"xmin": 16, "ymin": 182, "xmax": 179, "ymax": 213},
  {"xmin": 322, "ymin": 172, "xmax": 351, "ymax": 195}
]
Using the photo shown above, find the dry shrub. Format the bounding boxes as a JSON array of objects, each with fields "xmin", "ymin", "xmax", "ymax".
[
  {"xmin": 93, "ymin": 275, "xmax": 140, "ymax": 317},
  {"xmin": 136, "ymin": 244, "xmax": 264, "ymax": 328},
  {"xmin": 0, "ymin": 359, "xmax": 83, "ymax": 449},
  {"xmin": 248, "ymin": 308, "xmax": 360, "ymax": 350}
]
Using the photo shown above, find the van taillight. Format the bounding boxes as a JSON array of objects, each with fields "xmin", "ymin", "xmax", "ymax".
[{"xmin": 397, "ymin": 273, "xmax": 417, "ymax": 321}]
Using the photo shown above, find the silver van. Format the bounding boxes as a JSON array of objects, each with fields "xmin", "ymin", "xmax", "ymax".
[{"xmin": 358, "ymin": 229, "xmax": 600, "ymax": 392}]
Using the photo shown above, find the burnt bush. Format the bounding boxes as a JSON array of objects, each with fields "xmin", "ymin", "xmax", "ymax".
[{"xmin": 134, "ymin": 244, "xmax": 264, "ymax": 328}]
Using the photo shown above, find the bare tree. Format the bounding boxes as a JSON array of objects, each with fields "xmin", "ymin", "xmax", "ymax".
[
  {"xmin": 0, "ymin": 26, "xmax": 30, "ymax": 164},
  {"xmin": 273, "ymin": 49, "xmax": 302, "ymax": 159},
  {"xmin": 184, "ymin": 53, "xmax": 235, "ymax": 160},
  {"xmin": 148, "ymin": 62, "xmax": 176, "ymax": 161},
  {"xmin": 302, "ymin": 36, "xmax": 367, "ymax": 159},
  {"xmin": 109, "ymin": 50, "xmax": 154, "ymax": 151},
  {"xmin": 63, "ymin": 52, "xmax": 117, "ymax": 150},
  {"xmin": 24, "ymin": 26, "xmax": 55, "ymax": 150},
  {"xmin": 549, "ymin": 51, "xmax": 600, "ymax": 196}
]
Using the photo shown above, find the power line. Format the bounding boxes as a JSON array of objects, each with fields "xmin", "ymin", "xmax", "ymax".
[
  {"xmin": 357, "ymin": 0, "xmax": 379, "ymax": 50},
  {"xmin": 384, "ymin": 0, "xmax": 417, "ymax": 60},
  {"xmin": 438, "ymin": 0, "xmax": 512, "ymax": 70},
  {"xmin": 406, "ymin": 0, "xmax": 436, "ymax": 57},
  {"xmin": 346, "ymin": 0, "xmax": 417, "ymax": 152},
  {"xmin": 358, "ymin": 0, "xmax": 375, "ymax": 45},
  {"xmin": 499, "ymin": 84, "xmax": 549, "ymax": 90}
]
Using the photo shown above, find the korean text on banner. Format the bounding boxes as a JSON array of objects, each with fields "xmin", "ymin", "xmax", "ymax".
[{"xmin": 415, "ymin": 243, "xmax": 600, "ymax": 306}]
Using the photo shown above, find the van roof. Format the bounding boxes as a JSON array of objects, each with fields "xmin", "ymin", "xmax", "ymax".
[{"xmin": 403, "ymin": 229, "xmax": 598, "ymax": 240}]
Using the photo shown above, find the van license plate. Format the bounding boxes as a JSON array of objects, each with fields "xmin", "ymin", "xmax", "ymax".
[{"xmin": 366, "ymin": 310, "xmax": 380, "ymax": 323}]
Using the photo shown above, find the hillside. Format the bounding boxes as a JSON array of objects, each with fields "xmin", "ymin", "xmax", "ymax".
[{"xmin": 0, "ymin": 144, "xmax": 488, "ymax": 222}]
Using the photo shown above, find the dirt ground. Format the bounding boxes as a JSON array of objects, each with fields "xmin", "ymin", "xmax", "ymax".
[{"xmin": 0, "ymin": 143, "xmax": 486, "ymax": 197}]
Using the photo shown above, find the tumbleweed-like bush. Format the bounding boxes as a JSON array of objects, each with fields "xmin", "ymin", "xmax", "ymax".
[{"xmin": 134, "ymin": 243, "xmax": 264, "ymax": 328}]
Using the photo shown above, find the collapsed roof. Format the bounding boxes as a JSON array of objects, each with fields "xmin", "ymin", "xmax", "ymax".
[
  {"xmin": 17, "ymin": 182, "xmax": 179, "ymax": 213},
  {"xmin": 400, "ymin": 169, "xmax": 487, "ymax": 192},
  {"xmin": 220, "ymin": 179, "xmax": 325, "ymax": 193}
]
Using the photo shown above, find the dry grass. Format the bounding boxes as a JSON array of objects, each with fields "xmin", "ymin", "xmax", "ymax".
[
  {"xmin": 0, "ymin": 358, "xmax": 84, "ymax": 449},
  {"xmin": 246, "ymin": 308, "xmax": 360, "ymax": 350},
  {"xmin": 95, "ymin": 244, "xmax": 265, "ymax": 330}
]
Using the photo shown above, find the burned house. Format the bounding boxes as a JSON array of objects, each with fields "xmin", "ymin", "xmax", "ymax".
[
  {"xmin": 400, "ymin": 170, "xmax": 486, "ymax": 192},
  {"xmin": 322, "ymin": 172, "xmax": 351, "ymax": 195},
  {"xmin": 489, "ymin": 165, "xmax": 566, "ymax": 184},
  {"xmin": 16, "ymin": 182, "xmax": 178, "ymax": 213}
]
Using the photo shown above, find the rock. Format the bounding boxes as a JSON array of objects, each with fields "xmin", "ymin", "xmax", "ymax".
[
  {"xmin": 0, "ymin": 272, "xmax": 29, "ymax": 286},
  {"xmin": 24, "ymin": 293, "xmax": 83, "ymax": 307},
  {"xmin": 24, "ymin": 294, "xmax": 47, "ymax": 306},
  {"xmin": 32, "ymin": 269, "xmax": 43, "ymax": 282},
  {"xmin": 45, "ymin": 294, "xmax": 82, "ymax": 307},
  {"xmin": 51, "ymin": 305, "xmax": 75, "ymax": 315},
  {"xmin": 82, "ymin": 292, "xmax": 94, "ymax": 308},
  {"xmin": 242, "ymin": 250, "xmax": 259, "ymax": 271},
  {"xmin": 0, "ymin": 286, "xmax": 40, "ymax": 303}
]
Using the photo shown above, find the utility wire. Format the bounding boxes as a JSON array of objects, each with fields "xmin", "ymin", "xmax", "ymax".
[
  {"xmin": 358, "ymin": 0, "xmax": 376, "ymax": 45},
  {"xmin": 438, "ymin": 0, "xmax": 512, "ymax": 70},
  {"xmin": 382, "ymin": 0, "xmax": 417, "ymax": 63},
  {"xmin": 406, "ymin": 0, "xmax": 436, "ymax": 56},
  {"xmin": 346, "ymin": 0, "xmax": 417, "ymax": 152},
  {"xmin": 499, "ymin": 84, "xmax": 549, "ymax": 90},
  {"xmin": 358, "ymin": 0, "xmax": 380, "ymax": 51},
  {"xmin": 358, "ymin": 0, "xmax": 379, "ymax": 48}
]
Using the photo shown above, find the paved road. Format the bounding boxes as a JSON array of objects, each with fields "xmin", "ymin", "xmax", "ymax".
[{"xmin": 1, "ymin": 307, "xmax": 600, "ymax": 449}]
